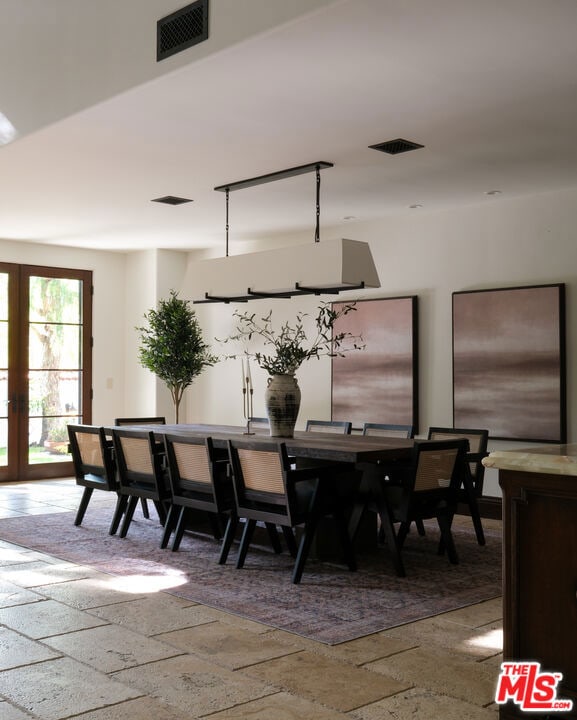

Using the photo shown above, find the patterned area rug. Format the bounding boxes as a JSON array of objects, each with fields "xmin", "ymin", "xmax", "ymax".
[{"xmin": 0, "ymin": 507, "xmax": 501, "ymax": 644}]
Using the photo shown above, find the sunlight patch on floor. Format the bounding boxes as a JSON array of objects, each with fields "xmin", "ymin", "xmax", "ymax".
[
  {"xmin": 103, "ymin": 570, "xmax": 188, "ymax": 593},
  {"xmin": 467, "ymin": 627, "xmax": 503, "ymax": 651}
]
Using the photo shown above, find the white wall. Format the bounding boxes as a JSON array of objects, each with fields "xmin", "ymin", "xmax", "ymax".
[{"xmin": 180, "ymin": 186, "xmax": 577, "ymax": 496}]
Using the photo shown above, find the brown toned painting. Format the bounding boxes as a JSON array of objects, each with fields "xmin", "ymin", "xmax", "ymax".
[
  {"xmin": 453, "ymin": 284, "xmax": 566, "ymax": 442},
  {"xmin": 331, "ymin": 296, "xmax": 418, "ymax": 430}
]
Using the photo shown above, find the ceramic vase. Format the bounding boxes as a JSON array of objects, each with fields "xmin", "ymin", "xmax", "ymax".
[{"xmin": 264, "ymin": 374, "xmax": 301, "ymax": 437}]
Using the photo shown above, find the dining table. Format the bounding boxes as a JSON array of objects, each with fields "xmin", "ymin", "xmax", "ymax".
[{"xmin": 107, "ymin": 422, "xmax": 416, "ymax": 569}]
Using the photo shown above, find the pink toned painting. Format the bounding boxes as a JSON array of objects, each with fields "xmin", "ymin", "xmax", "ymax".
[
  {"xmin": 331, "ymin": 296, "xmax": 417, "ymax": 429},
  {"xmin": 453, "ymin": 284, "xmax": 565, "ymax": 442}
]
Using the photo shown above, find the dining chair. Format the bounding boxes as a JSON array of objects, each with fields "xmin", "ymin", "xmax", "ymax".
[
  {"xmin": 346, "ymin": 423, "xmax": 416, "ymax": 543},
  {"xmin": 114, "ymin": 417, "xmax": 166, "ymax": 518},
  {"xmin": 362, "ymin": 423, "xmax": 417, "ymax": 534},
  {"xmin": 379, "ymin": 438, "xmax": 469, "ymax": 577},
  {"xmin": 67, "ymin": 424, "xmax": 123, "ymax": 532},
  {"xmin": 427, "ymin": 426, "xmax": 489, "ymax": 545},
  {"xmin": 305, "ymin": 419, "xmax": 352, "ymax": 434},
  {"xmin": 362, "ymin": 422, "xmax": 414, "ymax": 439},
  {"xmin": 227, "ymin": 438, "xmax": 357, "ymax": 584},
  {"xmin": 162, "ymin": 433, "xmax": 237, "ymax": 560},
  {"xmin": 110, "ymin": 428, "xmax": 172, "ymax": 539}
]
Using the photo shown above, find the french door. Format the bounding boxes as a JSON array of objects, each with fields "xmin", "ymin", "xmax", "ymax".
[{"xmin": 0, "ymin": 263, "xmax": 92, "ymax": 481}]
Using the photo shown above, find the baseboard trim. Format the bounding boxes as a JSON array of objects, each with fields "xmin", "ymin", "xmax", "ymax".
[{"xmin": 458, "ymin": 496, "xmax": 502, "ymax": 520}]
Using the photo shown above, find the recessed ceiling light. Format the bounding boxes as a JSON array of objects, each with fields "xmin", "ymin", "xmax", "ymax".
[
  {"xmin": 151, "ymin": 196, "xmax": 193, "ymax": 205},
  {"xmin": 0, "ymin": 112, "xmax": 17, "ymax": 146},
  {"xmin": 409, "ymin": 204, "xmax": 423, "ymax": 209},
  {"xmin": 485, "ymin": 190, "xmax": 502, "ymax": 196}
]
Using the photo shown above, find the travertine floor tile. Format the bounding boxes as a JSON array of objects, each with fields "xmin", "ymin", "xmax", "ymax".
[
  {"xmin": 241, "ymin": 650, "xmax": 410, "ymax": 712},
  {"xmin": 0, "ymin": 545, "xmax": 64, "ymax": 567},
  {"xmin": 0, "ymin": 579, "xmax": 44, "ymax": 608},
  {"xmin": 112, "ymin": 655, "xmax": 275, "ymax": 716},
  {"xmin": 348, "ymin": 687, "xmax": 499, "ymax": 719},
  {"xmin": 366, "ymin": 646, "xmax": 497, "ymax": 705},
  {"xmin": 42, "ymin": 623, "xmax": 183, "ymax": 672},
  {"xmin": 0, "ymin": 559, "xmax": 96, "ymax": 587},
  {"xmin": 89, "ymin": 595, "xmax": 216, "ymax": 635},
  {"xmin": 0, "ymin": 626, "xmax": 60, "ymax": 669},
  {"xmin": 0, "ymin": 508, "xmax": 26, "ymax": 518},
  {"xmin": 0, "ymin": 700, "xmax": 35, "ymax": 720},
  {"xmin": 0, "ymin": 598, "xmax": 107, "ymax": 638},
  {"xmin": 0, "ymin": 499, "xmax": 62, "ymax": 510},
  {"xmin": 265, "ymin": 628, "xmax": 417, "ymax": 665},
  {"xmin": 32, "ymin": 575, "xmax": 148, "ymax": 609},
  {"xmin": 157, "ymin": 621, "xmax": 300, "ymax": 669},
  {"xmin": 382, "ymin": 615, "xmax": 502, "ymax": 659},
  {"xmin": 70, "ymin": 697, "xmax": 196, "ymax": 720},
  {"xmin": 438, "ymin": 597, "xmax": 503, "ymax": 627},
  {"xmin": 481, "ymin": 652, "xmax": 504, "ymax": 671},
  {"xmin": 0, "ymin": 657, "xmax": 141, "ymax": 720},
  {"xmin": 196, "ymin": 606, "xmax": 274, "ymax": 634},
  {"xmin": 204, "ymin": 691, "xmax": 351, "ymax": 719},
  {"xmin": 0, "ymin": 505, "xmax": 71, "ymax": 515}
]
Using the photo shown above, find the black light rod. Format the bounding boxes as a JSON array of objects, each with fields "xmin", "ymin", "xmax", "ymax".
[{"xmin": 214, "ymin": 161, "xmax": 334, "ymax": 193}]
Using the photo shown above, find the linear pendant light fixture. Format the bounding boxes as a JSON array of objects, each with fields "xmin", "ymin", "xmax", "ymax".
[{"xmin": 191, "ymin": 161, "xmax": 380, "ymax": 303}]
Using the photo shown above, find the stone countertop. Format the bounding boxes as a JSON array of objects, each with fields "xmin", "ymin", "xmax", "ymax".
[{"xmin": 483, "ymin": 444, "xmax": 577, "ymax": 475}]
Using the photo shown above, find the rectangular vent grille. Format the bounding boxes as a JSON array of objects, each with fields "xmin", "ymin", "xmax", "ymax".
[
  {"xmin": 151, "ymin": 196, "xmax": 193, "ymax": 205},
  {"xmin": 369, "ymin": 138, "xmax": 424, "ymax": 155},
  {"xmin": 157, "ymin": 0, "xmax": 209, "ymax": 61}
]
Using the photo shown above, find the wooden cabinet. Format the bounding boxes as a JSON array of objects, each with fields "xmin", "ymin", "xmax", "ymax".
[{"xmin": 499, "ymin": 467, "xmax": 577, "ymax": 718}]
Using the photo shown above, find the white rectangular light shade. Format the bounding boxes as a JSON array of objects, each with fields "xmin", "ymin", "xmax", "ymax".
[{"xmin": 186, "ymin": 238, "xmax": 380, "ymax": 301}]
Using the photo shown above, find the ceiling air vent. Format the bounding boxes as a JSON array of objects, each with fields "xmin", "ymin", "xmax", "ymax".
[
  {"xmin": 151, "ymin": 196, "xmax": 193, "ymax": 205},
  {"xmin": 369, "ymin": 138, "xmax": 424, "ymax": 155},
  {"xmin": 157, "ymin": 0, "xmax": 209, "ymax": 61}
]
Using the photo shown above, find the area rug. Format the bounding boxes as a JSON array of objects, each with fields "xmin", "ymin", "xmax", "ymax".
[{"xmin": 0, "ymin": 507, "xmax": 501, "ymax": 644}]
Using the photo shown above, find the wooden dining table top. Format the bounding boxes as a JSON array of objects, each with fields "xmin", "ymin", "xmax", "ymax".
[{"xmin": 110, "ymin": 423, "xmax": 415, "ymax": 465}]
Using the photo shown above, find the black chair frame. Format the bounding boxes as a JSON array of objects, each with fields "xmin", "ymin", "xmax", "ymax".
[
  {"xmin": 111, "ymin": 428, "xmax": 171, "ymax": 538},
  {"xmin": 227, "ymin": 439, "xmax": 357, "ymax": 584},
  {"xmin": 427, "ymin": 426, "xmax": 489, "ymax": 546},
  {"xmin": 67, "ymin": 424, "xmax": 123, "ymax": 533},
  {"xmin": 162, "ymin": 433, "xmax": 237, "ymax": 560}
]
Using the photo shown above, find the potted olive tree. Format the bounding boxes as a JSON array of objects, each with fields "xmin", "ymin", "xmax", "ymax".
[{"xmin": 137, "ymin": 291, "xmax": 217, "ymax": 423}]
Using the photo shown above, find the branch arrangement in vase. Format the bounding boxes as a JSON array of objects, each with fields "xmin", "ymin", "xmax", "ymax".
[{"xmin": 220, "ymin": 302, "xmax": 365, "ymax": 375}]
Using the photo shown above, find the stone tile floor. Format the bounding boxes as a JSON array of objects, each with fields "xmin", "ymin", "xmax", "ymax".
[{"xmin": 0, "ymin": 478, "xmax": 503, "ymax": 719}]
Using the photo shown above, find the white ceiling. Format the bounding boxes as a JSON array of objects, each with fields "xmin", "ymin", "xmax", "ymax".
[{"xmin": 2, "ymin": 0, "xmax": 577, "ymax": 252}]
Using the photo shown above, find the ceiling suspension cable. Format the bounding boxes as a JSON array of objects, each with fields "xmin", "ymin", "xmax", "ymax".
[
  {"xmin": 225, "ymin": 188, "xmax": 230, "ymax": 257},
  {"xmin": 315, "ymin": 164, "xmax": 321, "ymax": 243}
]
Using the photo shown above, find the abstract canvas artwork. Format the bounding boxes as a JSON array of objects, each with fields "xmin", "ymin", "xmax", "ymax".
[
  {"xmin": 453, "ymin": 284, "xmax": 566, "ymax": 442},
  {"xmin": 331, "ymin": 296, "xmax": 418, "ymax": 430}
]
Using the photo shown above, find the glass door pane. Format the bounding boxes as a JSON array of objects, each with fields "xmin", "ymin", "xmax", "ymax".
[
  {"xmin": 27, "ymin": 276, "xmax": 83, "ymax": 465},
  {"xmin": 0, "ymin": 272, "xmax": 8, "ymax": 467}
]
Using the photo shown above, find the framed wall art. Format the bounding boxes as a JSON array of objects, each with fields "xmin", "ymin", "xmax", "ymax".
[
  {"xmin": 331, "ymin": 295, "xmax": 418, "ymax": 431},
  {"xmin": 452, "ymin": 283, "xmax": 566, "ymax": 442}
]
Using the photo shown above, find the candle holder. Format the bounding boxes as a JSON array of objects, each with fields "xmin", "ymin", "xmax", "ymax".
[
  {"xmin": 243, "ymin": 385, "xmax": 254, "ymax": 435},
  {"xmin": 242, "ymin": 359, "xmax": 255, "ymax": 435}
]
